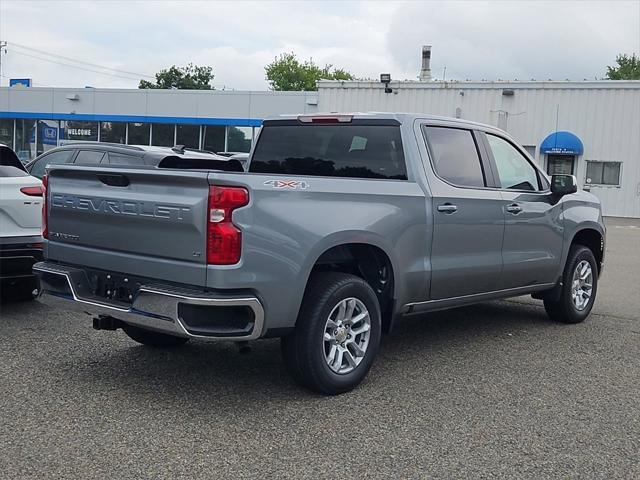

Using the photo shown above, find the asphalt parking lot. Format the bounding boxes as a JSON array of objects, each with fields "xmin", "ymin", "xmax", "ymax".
[{"xmin": 1, "ymin": 218, "xmax": 638, "ymax": 479}]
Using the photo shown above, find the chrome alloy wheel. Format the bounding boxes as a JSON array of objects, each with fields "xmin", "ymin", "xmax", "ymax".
[
  {"xmin": 571, "ymin": 260, "xmax": 593, "ymax": 311},
  {"xmin": 323, "ymin": 297, "xmax": 371, "ymax": 375}
]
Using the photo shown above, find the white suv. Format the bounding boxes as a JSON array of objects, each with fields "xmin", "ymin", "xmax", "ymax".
[{"xmin": 0, "ymin": 144, "xmax": 43, "ymax": 300}]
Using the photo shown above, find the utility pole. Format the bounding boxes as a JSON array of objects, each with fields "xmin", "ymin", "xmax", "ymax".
[{"xmin": 0, "ymin": 41, "xmax": 7, "ymax": 87}]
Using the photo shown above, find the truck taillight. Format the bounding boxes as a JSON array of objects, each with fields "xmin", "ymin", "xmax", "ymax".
[
  {"xmin": 207, "ymin": 186, "xmax": 249, "ymax": 265},
  {"xmin": 42, "ymin": 175, "xmax": 48, "ymax": 239}
]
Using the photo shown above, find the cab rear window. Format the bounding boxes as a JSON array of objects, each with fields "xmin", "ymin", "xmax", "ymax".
[{"xmin": 250, "ymin": 124, "xmax": 407, "ymax": 180}]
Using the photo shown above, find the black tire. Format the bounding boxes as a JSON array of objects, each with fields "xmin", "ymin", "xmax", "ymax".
[
  {"xmin": 281, "ymin": 272, "xmax": 381, "ymax": 395},
  {"xmin": 122, "ymin": 324, "xmax": 190, "ymax": 348},
  {"xmin": 544, "ymin": 245, "xmax": 598, "ymax": 324}
]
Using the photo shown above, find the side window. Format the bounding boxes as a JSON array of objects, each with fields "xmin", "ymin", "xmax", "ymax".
[
  {"xmin": 108, "ymin": 152, "xmax": 144, "ymax": 165},
  {"xmin": 29, "ymin": 150, "xmax": 74, "ymax": 179},
  {"xmin": 74, "ymin": 150, "xmax": 105, "ymax": 165},
  {"xmin": 423, "ymin": 126, "xmax": 486, "ymax": 188},
  {"xmin": 486, "ymin": 134, "xmax": 540, "ymax": 191}
]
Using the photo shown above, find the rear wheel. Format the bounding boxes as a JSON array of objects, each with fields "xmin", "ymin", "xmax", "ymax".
[
  {"xmin": 122, "ymin": 324, "xmax": 190, "ymax": 348},
  {"xmin": 544, "ymin": 245, "xmax": 598, "ymax": 324},
  {"xmin": 281, "ymin": 272, "xmax": 381, "ymax": 395}
]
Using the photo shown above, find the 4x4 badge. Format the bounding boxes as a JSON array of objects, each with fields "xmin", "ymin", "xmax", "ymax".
[{"xmin": 264, "ymin": 180, "xmax": 309, "ymax": 190}]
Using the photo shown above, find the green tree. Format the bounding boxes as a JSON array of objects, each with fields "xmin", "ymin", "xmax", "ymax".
[
  {"xmin": 265, "ymin": 52, "xmax": 354, "ymax": 91},
  {"xmin": 139, "ymin": 64, "xmax": 214, "ymax": 89},
  {"xmin": 605, "ymin": 53, "xmax": 640, "ymax": 80}
]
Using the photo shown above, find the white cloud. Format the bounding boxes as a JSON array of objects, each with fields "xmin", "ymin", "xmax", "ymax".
[{"xmin": 0, "ymin": 0, "xmax": 637, "ymax": 89}]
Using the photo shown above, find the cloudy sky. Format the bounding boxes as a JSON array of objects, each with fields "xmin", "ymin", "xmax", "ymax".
[{"xmin": 0, "ymin": 0, "xmax": 638, "ymax": 90}]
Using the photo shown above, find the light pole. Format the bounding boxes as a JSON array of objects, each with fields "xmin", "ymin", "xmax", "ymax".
[{"xmin": 0, "ymin": 41, "xmax": 7, "ymax": 86}]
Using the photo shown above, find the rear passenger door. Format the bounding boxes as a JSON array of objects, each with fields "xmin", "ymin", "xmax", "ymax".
[
  {"xmin": 420, "ymin": 125, "xmax": 505, "ymax": 300},
  {"xmin": 481, "ymin": 132, "xmax": 564, "ymax": 288}
]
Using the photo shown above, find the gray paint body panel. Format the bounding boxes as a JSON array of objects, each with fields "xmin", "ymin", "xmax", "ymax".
[{"xmin": 40, "ymin": 113, "xmax": 605, "ymax": 336}]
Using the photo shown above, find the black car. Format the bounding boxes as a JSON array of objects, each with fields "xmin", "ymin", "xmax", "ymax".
[{"xmin": 25, "ymin": 142, "xmax": 242, "ymax": 179}]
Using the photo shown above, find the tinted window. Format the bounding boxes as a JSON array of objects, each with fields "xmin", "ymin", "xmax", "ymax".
[
  {"xmin": 152, "ymin": 123, "xmax": 175, "ymax": 147},
  {"xmin": 128, "ymin": 123, "xmax": 150, "ymax": 145},
  {"xmin": 75, "ymin": 150, "xmax": 105, "ymax": 165},
  {"xmin": 176, "ymin": 125, "xmax": 199, "ymax": 149},
  {"xmin": 487, "ymin": 134, "xmax": 539, "ymax": 191},
  {"xmin": 100, "ymin": 122, "xmax": 126, "ymax": 144},
  {"xmin": 250, "ymin": 124, "xmax": 407, "ymax": 180},
  {"xmin": 203, "ymin": 125, "xmax": 225, "ymax": 153},
  {"xmin": 108, "ymin": 153, "xmax": 144, "ymax": 165},
  {"xmin": 424, "ymin": 127, "xmax": 485, "ymax": 188},
  {"xmin": 227, "ymin": 126, "xmax": 252, "ymax": 153},
  {"xmin": 29, "ymin": 150, "xmax": 74, "ymax": 179},
  {"xmin": 60, "ymin": 120, "xmax": 98, "ymax": 142}
]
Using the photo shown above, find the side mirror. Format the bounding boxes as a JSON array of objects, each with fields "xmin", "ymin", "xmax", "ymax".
[{"xmin": 551, "ymin": 174, "xmax": 578, "ymax": 196}]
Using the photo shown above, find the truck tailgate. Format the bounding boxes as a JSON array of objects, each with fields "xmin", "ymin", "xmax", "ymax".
[{"xmin": 45, "ymin": 166, "xmax": 209, "ymax": 286}]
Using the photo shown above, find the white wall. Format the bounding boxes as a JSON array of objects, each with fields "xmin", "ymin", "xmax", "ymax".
[
  {"xmin": 318, "ymin": 81, "xmax": 640, "ymax": 218},
  {"xmin": 0, "ymin": 87, "xmax": 319, "ymax": 121}
]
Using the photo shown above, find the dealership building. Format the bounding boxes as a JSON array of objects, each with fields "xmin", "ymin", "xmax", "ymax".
[{"xmin": 0, "ymin": 79, "xmax": 639, "ymax": 217}]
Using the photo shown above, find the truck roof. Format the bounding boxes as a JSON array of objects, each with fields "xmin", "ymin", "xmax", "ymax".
[{"xmin": 266, "ymin": 112, "xmax": 505, "ymax": 135}]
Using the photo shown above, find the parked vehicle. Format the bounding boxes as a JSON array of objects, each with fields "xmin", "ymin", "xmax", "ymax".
[
  {"xmin": 25, "ymin": 143, "xmax": 239, "ymax": 179},
  {"xmin": 0, "ymin": 144, "xmax": 43, "ymax": 300},
  {"xmin": 33, "ymin": 113, "xmax": 605, "ymax": 394}
]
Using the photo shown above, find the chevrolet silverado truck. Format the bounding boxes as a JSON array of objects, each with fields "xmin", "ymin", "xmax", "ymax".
[{"xmin": 33, "ymin": 113, "xmax": 605, "ymax": 394}]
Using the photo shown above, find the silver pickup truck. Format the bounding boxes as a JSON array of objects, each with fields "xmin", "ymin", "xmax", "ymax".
[{"xmin": 34, "ymin": 113, "xmax": 605, "ymax": 394}]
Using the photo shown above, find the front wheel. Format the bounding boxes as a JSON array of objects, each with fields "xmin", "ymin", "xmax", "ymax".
[
  {"xmin": 122, "ymin": 324, "xmax": 190, "ymax": 348},
  {"xmin": 281, "ymin": 272, "xmax": 381, "ymax": 395},
  {"xmin": 544, "ymin": 245, "xmax": 598, "ymax": 324}
]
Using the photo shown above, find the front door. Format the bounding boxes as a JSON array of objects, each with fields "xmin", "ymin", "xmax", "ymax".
[
  {"xmin": 547, "ymin": 154, "xmax": 575, "ymax": 175},
  {"xmin": 483, "ymin": 133, "xmax": 564, "ymax": 288},
  {"xmin": 421, "ymin": 125, "xmax": 505, "ymax": 300}
]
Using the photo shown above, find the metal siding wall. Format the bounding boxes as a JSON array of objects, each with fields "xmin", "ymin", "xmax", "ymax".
[
  {"xmin": 0, "ymin": 87, "xmax": 317, "ymax": 124},
  {"xmin": 319, "ymin": 82, "xmax": 640, "ymax": 218}
]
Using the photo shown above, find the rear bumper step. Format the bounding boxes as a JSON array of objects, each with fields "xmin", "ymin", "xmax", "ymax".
[{"xmin": 33, "ymin": 261, "xmax": 264, "ymax": 340}]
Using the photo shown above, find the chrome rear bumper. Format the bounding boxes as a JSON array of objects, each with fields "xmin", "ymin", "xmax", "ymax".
[{"xmin": 33, "ymin": 261, "xmax": 264, "ymax": 341}]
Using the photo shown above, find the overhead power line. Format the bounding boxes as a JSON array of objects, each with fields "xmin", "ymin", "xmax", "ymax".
[
  {"xmin": 9, "ymin": 50, "xmax": 149, "ymax": 81},
  {"xmin": 8, "ymin": 41, "xmax": 154, "ymax": 79}
]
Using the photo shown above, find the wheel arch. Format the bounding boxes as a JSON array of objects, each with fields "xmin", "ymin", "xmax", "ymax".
[
  {"xmin": 570, "ymin": 227, "xmax": 605, "ymax": 274},
  {"xmin": 300, "ymin": 235, "xmax": 400, "ymax": 334}
]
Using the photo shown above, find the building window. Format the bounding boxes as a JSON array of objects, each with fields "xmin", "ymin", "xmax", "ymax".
[
  {"xmin": 176, "ymin": 124, "xmax": 199, "ymax": 149},
  {"xmin": 128, "ymin": 123, "xmax": 150, "ymax": 145},
  {"xmin": 60, "ymin": 120, "xmax": 98, "ymax": 143},
  {"xmin": 152, "ymin": 123, "xmax": 175, "ymax": 147},
  {"xmin": 227, "ymin": 126, "xmax": 253, "ymax": 153},
  {"xmin": 37, "ymin": 120, "xmax": 60, "ymax": 155},
  {"xmin": 100, "ymin": 122, "xmax": 126, "ymax": 144},
  {"xmin": 586, "ymin": 161, "xmax": 621, "ymax": 186},
  {"xmin": 15, "ymin": 120, "xmax": 36, "ymax": 162},
  {"xmin": 202, "ymin": 125, "xmax": 225, "ymax": 153},
  {"xmin": 0, "ymin": 119, "xmax": 14, "ymax": 149},
  {"xmin": 546, "ymin": 154, "xmax": 574, "ymax": 175}
]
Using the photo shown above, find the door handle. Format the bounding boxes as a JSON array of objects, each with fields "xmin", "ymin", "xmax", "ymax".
[
  {"xmin": 437, "ymin": 203, "xmax": 458, "ymax": 214},
  {"xmin": 506, "ymin": 203, "xmax": 523, "ymax": 214}
]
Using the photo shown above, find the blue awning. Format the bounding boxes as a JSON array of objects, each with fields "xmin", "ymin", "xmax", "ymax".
[{"xmin": 540, "ymin": 131, "xmax": 584, "ymax": 155}]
